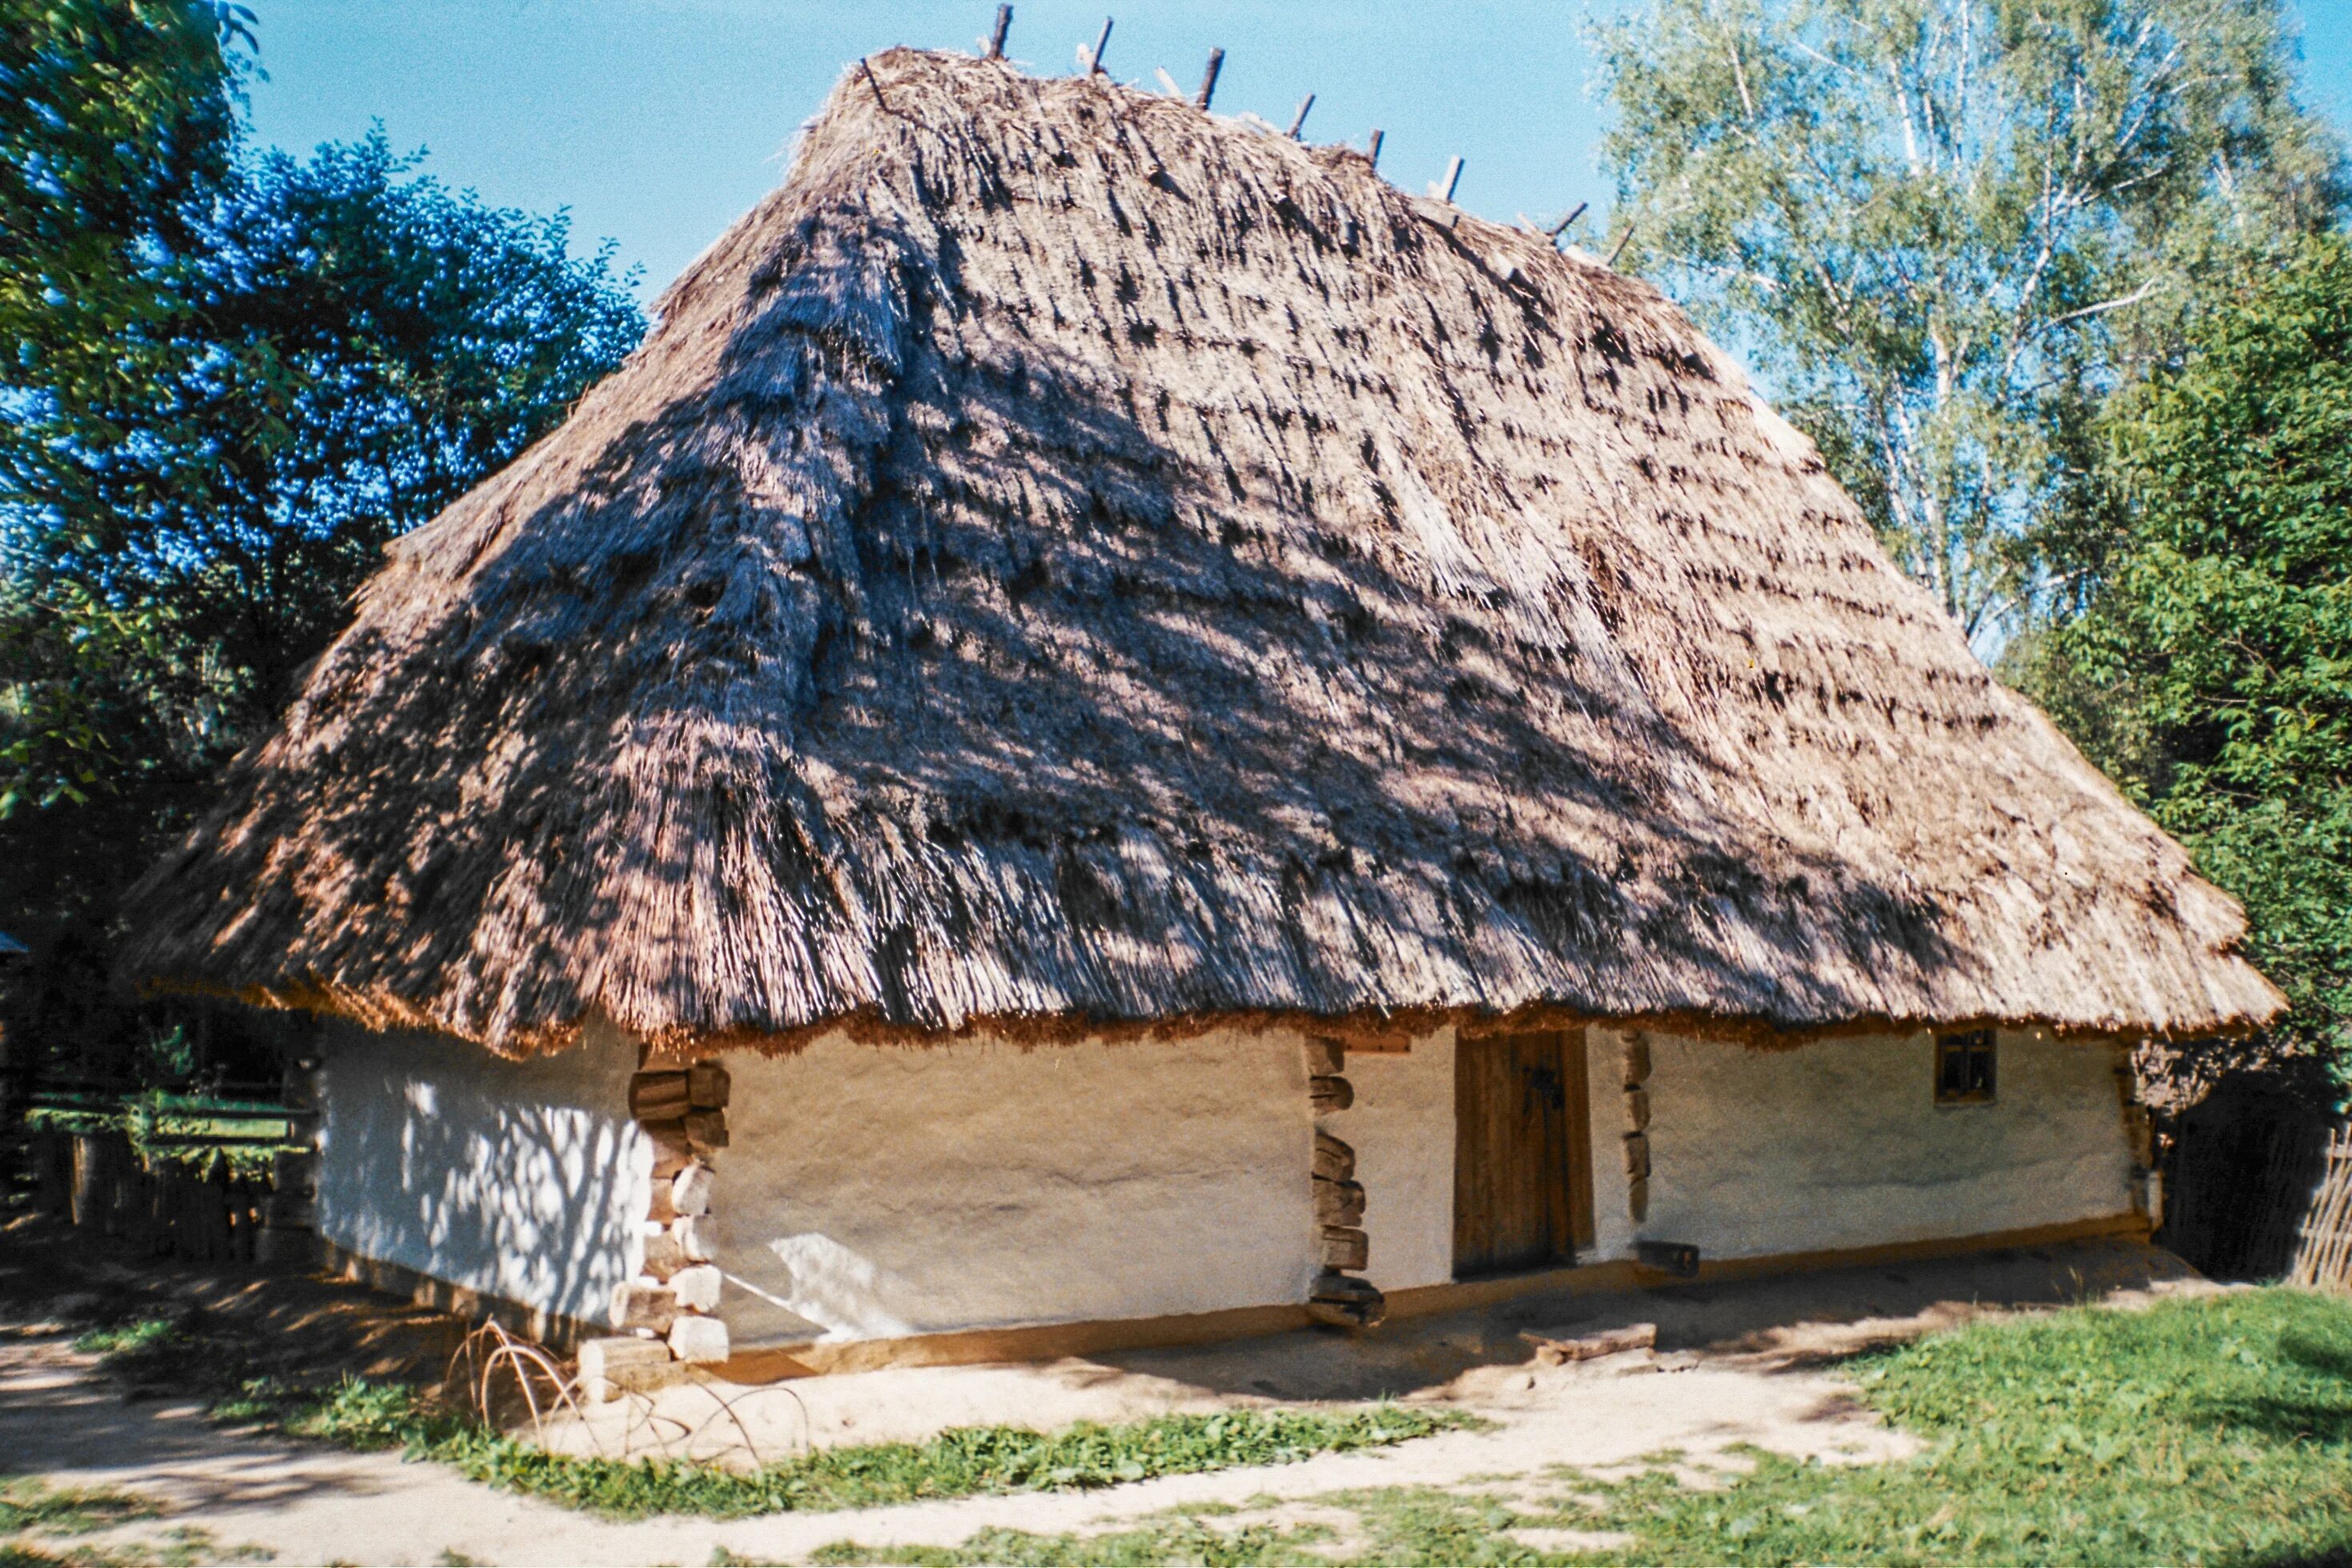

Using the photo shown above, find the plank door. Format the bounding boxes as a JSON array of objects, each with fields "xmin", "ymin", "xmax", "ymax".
[{"xmin": 1453, "ymin": 1028, "xmax": 1595, "ymax": 1277}]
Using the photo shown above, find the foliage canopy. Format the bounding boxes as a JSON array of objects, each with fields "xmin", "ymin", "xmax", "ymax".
[{"xmin": 1593, "ymin": 0, "xmax": 2342, "ymax": 646}]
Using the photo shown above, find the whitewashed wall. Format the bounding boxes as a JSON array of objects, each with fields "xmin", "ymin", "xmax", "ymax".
[
  {"xmin": 714, "ymin": 1028, "xmax": 1320, "ymax": 1346},
  {"xmin": 1341, "ymin": 1028, "xmax": 1456, "ymax": 1293},
  {"xmin": 315, "ymin": 1017, "xmax": 650, "ymax": 1327},
  {"xmin": 310, "ymin": 1014, "xmax": 2135, "ymax": 1345},
  {"xmin": 1610, "ymin": 1027, "xmax": 2134, "ymax": 1259}
]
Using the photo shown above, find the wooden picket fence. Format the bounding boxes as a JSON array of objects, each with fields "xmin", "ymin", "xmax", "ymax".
[
  {"xmin": 22, "ymin": 1127, "xmax": 312, "ymax": 1265},
  {"xmin": 2290, "ymin": 1125, "xmax": 2352, "ymax": 1293}
]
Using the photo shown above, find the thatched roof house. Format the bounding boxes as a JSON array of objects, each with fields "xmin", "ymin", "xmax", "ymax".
[{"xmin": 127, "ymin": 49, "xmax": 2276, "ymax": 1368}]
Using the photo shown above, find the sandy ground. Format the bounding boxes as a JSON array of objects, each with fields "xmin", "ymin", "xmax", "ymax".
[{"xmin": 8, "ymin": 1236, "xmax": 2207, "ymax": 1566}]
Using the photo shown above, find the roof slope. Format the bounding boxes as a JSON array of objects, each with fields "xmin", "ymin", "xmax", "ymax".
[{"xmin": 122, "ymin": 49, "xmax": 2282, "ymax": 1055}]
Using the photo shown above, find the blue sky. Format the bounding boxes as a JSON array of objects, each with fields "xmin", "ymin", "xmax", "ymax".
[{"xmin": 244, "ymin": 1, "xmax": 2352, "ymax": 300}]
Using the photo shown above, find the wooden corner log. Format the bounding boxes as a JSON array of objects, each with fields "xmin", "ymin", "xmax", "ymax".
[
  {"xmin": 672, "ymin": 1162, "xmax": 714, "ymax": 1216},
  {"xmin": 611, "ymin": 1280, "xmax": 677, "ymax": 1334},
  {"xmin": 1304, "ymin": 1036, "xmax": 1345, "ymax": 1077},
  {"xmin": 641, "ymin": 1230, "xmax": 688, "ymax": 1280},
  {"xmin": 629, "ymin": 1071, "xmax": 691, "ymax": 1122},
  {"xmin": 1311, "ymin": 1130, "xmax": 1355, "ymax": 1182},
  {"xmin": 684, "ymin": 1109, "xmax": 729, "ymax": 1153},
  {"xmin": 687, "ymin": 1062, "xmax": 731, "ymax": 1110},
  {"xmin": 578, "ymin": 1335, "xmax": 678, "ymax": 1402},
  {"xmin": 1308, "ymin": 1076, "xmax": 1354, "ymax": 1114},
  {"xmin": 642, "ymin": 1119, "xmax": 694, "ymax": 1178},
  {"xmin": 669, "ymin": 1314, "xmax": 730, "ymax": 1363},
  {"xmin": 1307, "ymin": 1269, "xmax": 1386, "ymax": 1329},
  {"xmin": 1319, "ymin": 1226, "xmax": 1369, "ymax": 1270},
  {"xmin": 670, "ymin": 1264, "xmax": 723, "ymax": 1313},
  {"xmin": 1314, "ymin": 1178, "xmax": 1366, "ymax": 1227}
]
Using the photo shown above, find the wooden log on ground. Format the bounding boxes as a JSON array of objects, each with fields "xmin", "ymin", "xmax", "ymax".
[
  {"xmin": 629, "ymin": 1072, "xmax": 692, "ymax": 1122},
  {"xmin": 578, "ymin": 1335, "xmax": 678, "ymax": 1402},
  {"xmin": 610, "ymin": 1281, "xmax": 678, "ymax": 1334},
  {"xmin": 1311, "ymin": 1130, "xmax": 1355, "ymax": 1182},
  {"xmin": 1519, "ymin": 1321, "xmax": 1658, "ymax": 1366}
]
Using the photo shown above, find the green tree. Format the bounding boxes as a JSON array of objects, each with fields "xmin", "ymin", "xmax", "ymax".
[
  {"xmin": 1592, "ymin": 0, "xmax": 2342, "ymax": 645},
  {"xmin": 0, "ymin": 0, "xmax": 643, "ymax": 1090},
  {"xmin": 2036, "ymin": 236, "xmax": 2351, "ymax": 1073}
]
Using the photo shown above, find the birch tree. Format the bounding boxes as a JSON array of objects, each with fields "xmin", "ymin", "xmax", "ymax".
[{"xmin": 1592, "ymin": 0, "xmax": 2341, "ymax": 646}]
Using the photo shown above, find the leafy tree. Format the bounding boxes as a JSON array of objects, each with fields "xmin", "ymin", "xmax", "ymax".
[
  {"xmin": 2033, "ymin": 235, "xmax": 2351, "ymax": 1077},
  {"xmin": 1591, "ymin": 0, "xmax": 2342, "ymax": 646},
  {"xmin": 0, "ymin": 1, "xmax": 644, "ymax": 1092}
]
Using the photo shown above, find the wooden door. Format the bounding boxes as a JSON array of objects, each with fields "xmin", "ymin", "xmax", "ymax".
[{"xmin": 1454, "ymin": 1028, "xmax": 1595, "ymax": 1277}]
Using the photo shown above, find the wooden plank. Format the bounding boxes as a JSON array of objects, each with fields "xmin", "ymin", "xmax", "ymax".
[
  {"xmin": 1519, "ymin": 1321, "xmax": 1657, "ymax": 1365},
  {"xmin": 1562, "ymin": 1028, "xmax": 1596, "ymax": 1250}
]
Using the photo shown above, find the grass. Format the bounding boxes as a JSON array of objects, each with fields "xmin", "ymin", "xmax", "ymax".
[
  {"xmin": 804, "ymin": 1287, "xmax": 2352, "ymax": 1566},
  {"xmin": 0, "ymin": 1478, "xmax": 260, "ymax": 1568},
  {"xmin": 73, "ymin": 1313, "xmax": 1466, "ymax": 1521}
]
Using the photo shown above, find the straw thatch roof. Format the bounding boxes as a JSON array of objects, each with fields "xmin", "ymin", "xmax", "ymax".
[{"xmin": 122, "ymin": 49, "xmax": 2282, "ymax": 1058}]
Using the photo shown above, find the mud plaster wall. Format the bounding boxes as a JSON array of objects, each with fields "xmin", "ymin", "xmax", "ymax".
[
  {"xmin": 1340, "ymin": 1028, "xmax": 1456, "ymax": 1293},
  {"xmin": 715, "ymin": 1029, "xmax": 1318, "ymax": 1345},
  {"xmin": 1631, "ymin": 1028, "xmax": 2133, "ymax": 1258},
  {"xmin": 315, "ymin": 1018, "xmax": 651, "ymax": 1326}
]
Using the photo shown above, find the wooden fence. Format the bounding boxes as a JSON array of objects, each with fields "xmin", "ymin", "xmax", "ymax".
[
  {"xmin": 22, "ymin": 1128, "xmax": 314, "ymax": 1265},
  {"xmin": 2290, "ymin": 1125, "xmax": 2352, "ymax": 1292}
]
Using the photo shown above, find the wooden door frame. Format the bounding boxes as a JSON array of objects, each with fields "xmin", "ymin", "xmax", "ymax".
[{"xmin": 1452, "ymin": 1026, "xmax": 1596, "ymax": 1277}]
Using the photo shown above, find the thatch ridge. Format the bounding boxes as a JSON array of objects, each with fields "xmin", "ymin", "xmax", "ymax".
[{"xmin": 122, "ymin": 48, "xmax": 2282, "ymax": 1056}]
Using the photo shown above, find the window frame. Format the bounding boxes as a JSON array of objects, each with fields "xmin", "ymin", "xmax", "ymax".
[{"xmin": 1934, "ymin": 1029, "xmax": 1998, "ymax": 1107}]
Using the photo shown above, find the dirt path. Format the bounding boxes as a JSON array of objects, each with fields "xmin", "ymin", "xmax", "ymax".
[{"xmin": 6, "ymin": 1237, "xmax": 2204, "ymax": 1566}]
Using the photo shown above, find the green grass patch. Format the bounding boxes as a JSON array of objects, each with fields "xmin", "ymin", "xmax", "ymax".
[
  {"xmin": 75, "ymin": 1314, "xmax": 1465, "ymax": 1521},
  {"xmin": 0, "ymin": 1478, "xmax": 156, "ymax": 1538},
  {"xmin": 805, "ymin": 1288, "xmax": 2352, "ymax": 1566}
]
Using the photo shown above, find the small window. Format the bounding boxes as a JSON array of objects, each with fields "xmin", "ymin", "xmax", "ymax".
[{"xmin": 1934, "ymin": 1030, "xmax": 1997, "ymax": 1106}]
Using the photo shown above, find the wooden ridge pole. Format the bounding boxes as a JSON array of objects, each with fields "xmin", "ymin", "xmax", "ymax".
[{"xmin": 1195, "ymin": 46, "xmax": 1223, "ymax": 108}]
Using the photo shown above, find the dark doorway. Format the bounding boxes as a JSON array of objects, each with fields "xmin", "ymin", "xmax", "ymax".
[{"xmin": 1454, "ymin": 1027, "xmax": 1595, "ymax": 1277}]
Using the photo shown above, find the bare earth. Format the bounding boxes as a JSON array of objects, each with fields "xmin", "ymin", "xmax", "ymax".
[{"xmin": 6, "ymin": 1237, "xmax": 2204, "ymax": 1566}]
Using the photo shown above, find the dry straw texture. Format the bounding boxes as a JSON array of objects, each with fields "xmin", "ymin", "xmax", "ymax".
[{"xmin": 124, "ymin": 50, "xmax": 2281, "ymax": 1057}]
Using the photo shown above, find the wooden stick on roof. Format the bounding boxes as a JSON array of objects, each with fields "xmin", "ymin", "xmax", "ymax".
[
  {"xmin": 1366, "ymin": 128, "xmax": 1384, "ymax": 167},
  {"xmin": 1436, "ymin": 155, "xmax": 1464, "ymax": 202},
  {"xmin": 1550, "ymin": 202, "xmax": 1588, "ymax": 239},
  {"xmin": 1287, "ymin": 94, "xmax": 1315, "ymax": 139},
  {"xmin": 860, "ymin": 58, "xmax": 890, "ymax": 110},
  {"xmin": 1195, "ymin": 47, "xmax": 1223, "ymax": 109},
  {"xmin": 986, "ymin": 4, "xmax": 1011, "ymax": 59},
  {"xmin": 1086, "ymin": 16, "xmax": 1113, "ymax": 75},
  {"xmin": 1606, "ymin": 219, "xmax": 1638, "ymax": 266}
]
